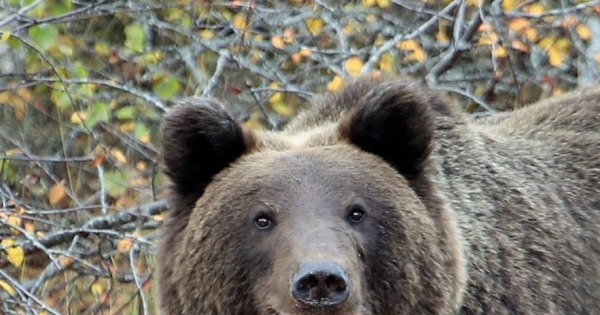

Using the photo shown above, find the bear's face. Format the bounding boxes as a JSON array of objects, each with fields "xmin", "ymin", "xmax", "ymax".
[
  {"xmin": 159, "ymin": 78, "xmax": 466, "ymax": 315},
  {"xmin": 197, "ymin": 146, "xmax": 430, "ymax": 314}
]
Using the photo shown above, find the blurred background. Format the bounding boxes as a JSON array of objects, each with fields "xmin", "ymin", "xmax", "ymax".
[{"xmin": 0, "ymin": 0, "xmax": 599, "ymax": 314}]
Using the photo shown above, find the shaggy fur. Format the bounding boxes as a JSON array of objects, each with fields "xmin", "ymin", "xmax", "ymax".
[{"xmin": 156, "ymin": 74, "xmax": 600, "ymax": 315}]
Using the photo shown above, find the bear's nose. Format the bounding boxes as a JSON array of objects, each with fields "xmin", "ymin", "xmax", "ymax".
[{"xmin": 291, "ymin": 261, "xmax": 350, "ymax": 307}]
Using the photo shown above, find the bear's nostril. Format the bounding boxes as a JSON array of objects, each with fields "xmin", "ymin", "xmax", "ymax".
[
  {"xmin": 326, "ymin": 274, "xmax": 346, "ymax": 292},
  {"xmin": 291, "ymin": 261, "xmax": 350, "ymax": 307}
]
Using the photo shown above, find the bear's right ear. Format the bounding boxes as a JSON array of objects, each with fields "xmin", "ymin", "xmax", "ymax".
[{"xmin": 160, "ymin": 97, "xmax": 254, "ymax": 199}]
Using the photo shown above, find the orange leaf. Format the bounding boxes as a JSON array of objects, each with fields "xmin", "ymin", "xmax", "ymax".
[
  {"xmin": 117, "ymin": 238, "xmax": 133, "ymax": 253},
  {"xmin": 508, "ymin": 18, "xmax": 530, "ymax": 33},
  {"xmin": 511, "ymin": 40, "xmax": 529, "ymax": 52},
  {"xmin": 562, "ymin": 15, "xmax": 578, "ymax": 28},
  {"xmin": 24, "ymin": 222, "xmax": 35, "ymax": 233},
  {"xmin": 271, "ymin": 36, "xmax": 285, "ymax": 49},
  {"xmin": 90, "ymin": 152, "xmax": 106, "ymax": 168},
  {"xmin": 48, "ymin": 182, "xmax": 66, "ymax": 206}
]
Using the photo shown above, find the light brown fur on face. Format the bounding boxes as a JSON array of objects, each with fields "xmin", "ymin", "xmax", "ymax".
[{"xmin": 157, "ymin": 74, "xmax": 600, "ymax": 315}]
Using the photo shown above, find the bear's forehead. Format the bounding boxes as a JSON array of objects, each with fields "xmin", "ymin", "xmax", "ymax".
[{"xmin": 211, "ymin": 145, "xmax": 405, "ymax": 196}]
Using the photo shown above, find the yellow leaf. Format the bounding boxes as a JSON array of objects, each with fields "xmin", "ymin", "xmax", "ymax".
[
  {"xmin": 327, "ymin": 76, "xmax": 344, "ymax": 91},
  {"xmin": 538, "ymin": 37, "xmax": 555, "ymax": 50},
  {"xmin": 548, "ymin": 48, "xmax": 567, "ymax": 67},
  {"xmin": 344, "ymin": 57, "xmax": 364, "ymax": 77},
  {"xmin": 376, "ymin": 0, "xmax": 391, "ymax": 8},
  {"xmin": 555, "ymin": 38, "xmax": 570, "ymax": 50},
  {"xmin": 5, "ymin": 148, "xmax": 22, "ymax": 157},
  {"xmin": 378, "ymin": 52, "xmax": 396, "ymax": 73},
  {"xmin": 493, "ymin": 45, "xmax": 508, "ymax": 58},
  {"xmin": 110, "ymin": 148, "xmax": 127, "ymax": 164},
  {"xmin": 153, "ymin": 214, "xmax": 164, "ymax": 221},
  {"xmin": 232, "ymin": 13, "xmax": 247, "ymax": 30},
  {"xmin": 138, "ymin": 134, "xmax": 150, "ymax": 144},
  {"xmin": 524, "ymin": 3, "xmax": 545, "ymax": 14},
  {"xmin": 117, "ymin": 238, "xmax": 133, "ymax": 253},
  {"xmin": 306, "ymin": 18, "xmax": 323, "ymax": 35},
  {"xmin": 436, "ymin": 30, "xmax": 449, "ymax": 43},
  {"xmin": 576, "ymin": 25, "xmax": 592, "ymax": 40},
  {"xmin": 70, "ymin": 111, "xmax": 87, "ymax": 125},
  {"xmin": 8, "ymin": 216, "xmax": 21, "ymax": 235},
  {"xmin": 271, "ymin": 101, "xmax": 294, "ymax": 117},
  {"xmin": 502, "ymin": 0, "xmax": 520, "ymax": 11},
  {"xmin": 1, "ymin": 31, "xmax": 11, "ymax": 41},
  {"xmin": 271, "ymin": 36, "xmax": 285, "ymax": 49},
  {"xmin": 404, "ymin": 49, "xmax": 428, "ymax": 62},
  {"xmin": 91, "ymin": 282, "xmax": 105, "ymax": 295},
  {"xmin": 362, "ymin": 0, "xmax": 376, "ymax": 6},
  {"xmin": 269, "ymin": 92, "xmax": 283, "ymax": 104},
  {"xmin": 120, "ymin": 121, "xmax": 135, "ymax": 132},
  {"xmin": 0, "ymin": 280, "xmax": 15, "ymax": 296},
  {"xmin": 48, "ymin": 182, "xmax": 66, "ymax": 206},
  {"xmin": 94, "ymin": 42, "xmax": 111, "ymax": 56},
  {"xmin": 199, "ymin": 29, "xmax": 214, "ymax": 40},
  {"xmin": 2, "ymin": 239, "xmax": 24, "ymax": 268},
  {"xmin": 478, "ymin": 32, "xmax": 499, "ymax": 45},
  {"xmin": 396, "ymin": 39, "xmax": 420, "ymax": 51}
]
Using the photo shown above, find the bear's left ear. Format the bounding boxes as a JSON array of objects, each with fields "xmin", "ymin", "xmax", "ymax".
[
  {"xmin": 160, "ymin": 97, "xmax": 255, "ymax": 199},
  {"xmin": 338, "ymin": 81, "xmax": 436, "ymax": 179}
]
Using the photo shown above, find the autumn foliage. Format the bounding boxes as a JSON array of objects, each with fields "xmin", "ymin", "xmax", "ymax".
[{"xmin": 0, "ymin": 0, "xmax": 599, "ymax": 314}]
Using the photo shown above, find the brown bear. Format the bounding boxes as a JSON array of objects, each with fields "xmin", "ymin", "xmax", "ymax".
[{"xmin": 156, "ymin": 74, "xmax": 600, "ymax": 315}]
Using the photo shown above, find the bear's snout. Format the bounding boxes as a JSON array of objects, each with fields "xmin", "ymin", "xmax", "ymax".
[{"xmin": 291, "ymin": 261, "xmax": 350, "ymax": 307}]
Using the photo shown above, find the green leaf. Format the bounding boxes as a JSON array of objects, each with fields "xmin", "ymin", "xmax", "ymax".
[
  {"xmin": 124, "ymin": 23, "xmax": 145, "ymax": 53},
  {"xmin": 153, "ymin": 76, "xmax": 181, "ymax": 100},
  {"xmin": 49, "ymin": 0, "xmax": 73, "ymax": 16},
  {"xmin": 134, "ymin": 122, "xmax": 150, "ymax": 141},
  {"xmin": 85, "ymin": 101, "xmax": 110, "ymax": 129},
  {"xmin": 50, "ymin": 86, "xmax": 71, "ymax": 110},
  {"xmin": 115, "ymin": 106, "xmax": 136, "ymax": 120},
  {"xmin": 104, "ymin": 170, "xmax": 127, "ymax": 197},
  {"xmin": 29, "ymin": 25, "xmax": 59, "ymax": 50}
]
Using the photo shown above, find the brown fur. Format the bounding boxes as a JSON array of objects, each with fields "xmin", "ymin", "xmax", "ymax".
[{"xmin": 156, "ymin": 74, "xmax": 600, "ymax": 314}]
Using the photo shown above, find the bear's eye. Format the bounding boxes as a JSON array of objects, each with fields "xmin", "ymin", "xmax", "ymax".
[
  {"xmin": 347, "ymin": 206, "xmax": 365, "ymax": 223},
  {"xmin": 254, "ymin": 213, "xmax": 273, "ymax": 229}
]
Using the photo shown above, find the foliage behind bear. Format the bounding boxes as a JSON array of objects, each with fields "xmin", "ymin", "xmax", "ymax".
[{"xmin": 157, "ymin": 74, "xmax": 600, "ymax": 315}]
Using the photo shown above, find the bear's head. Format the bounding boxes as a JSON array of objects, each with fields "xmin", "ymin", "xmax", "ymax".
[{"xmin": 158, "ymin": 77, "xmax": 466, "ymax": 315}]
